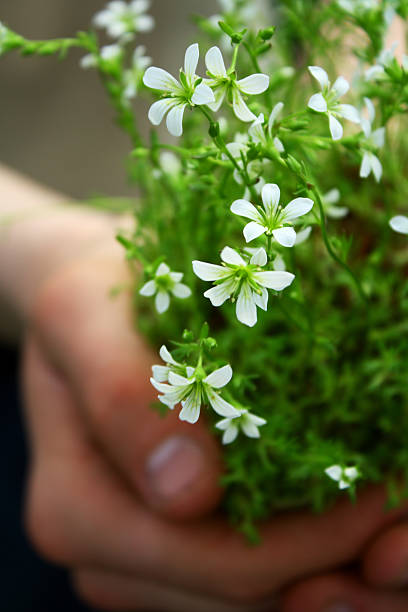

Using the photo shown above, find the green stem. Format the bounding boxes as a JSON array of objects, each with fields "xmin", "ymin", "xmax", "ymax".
[
  {"xmin": 311, "ymin": 187, "xmax": 368, "ymax": 303},
  {"xmin": 230, "ymin": 43, "xmax": 241, "ymax": 72}
]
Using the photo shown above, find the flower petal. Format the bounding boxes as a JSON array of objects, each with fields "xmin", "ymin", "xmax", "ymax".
[
  {"xmin": 325, "ymin": 465, "xmax": 342, "ymax": 481},
  {"xmin": 261, "ymin": 183, "xmax": 280, "ymax": 217},
  {"xmin": 246, "ymin": 413, "xmax": 267, "ymax": 426},
  {"xmin": 205, "ymin": 46, "xmax": 227, "ymax": 77},
  {"xmin": 253, "ymin": 270, "xmax": 295, "ymax": 290},
  {"xmin": 241, "ymin": 419, "xmax": 260, "ymax": 438},
  {"xmin": 184, "ymin": 43, "xmax": 199, "ymax": 78},
  {"xmin": 139, "ymin": 279, "xmax": 156, "ymax": 296},
  {"xmin": 169, "ymin": 271, "xmax": 183, "ymax": 282},
  {"xmin": 268, "ymin": 101, "xmax": 284, "ymax": 135},
  {"xmin": 204, "ymin": 281, "xmax": 234, "ymax": 306},
  {"xmin": 159, "ymin": 345, "xmax": 178, "ymax": 365},
  {"xmin": 272, "ymin": 226, "xmax": 297, "ymax": 247},
  {"xmin": 253, "ymin": 286, "xmax": 268, "ymax": 311},
  {"xmin": 236, "ymin": 285, "xmax": 257, "ymax": 327},
  {"xmin": 179, "ymin": 388, "xmax": 201, "ymax": 424},
  {"xmin": 220, "ymin": 246, "xmax": 246, "ymax": 266},
  {"xmin": 332, "ymin": 76, "xmax": 349, "ymax": 98},
  {"xmin": 308, "ymin": 93, "xmax": 327, "ymax": 113},
  {"xmin": 168, "ymin": 371, "xmax": 192, "ymax": 386},
  {"xmin": 206, "ymin": 388, "xmax": 240, "ymax": 417},
  {"xmin": 166, "ymin": 103, "xmax": 186, "ymax": 137},
  {"xmin": 230, "ymin": 199, "xmax": 261, "ymax": 222},
  {"xmin": 327, "ymin": 206, "xmax": 349, "ymax": 219},
  {"xmin": 372, "ymin": 127, "xmax": 385, "ymax": 149},
  {"xmin": 143, "ymin": 66, "xmax": 180, "ymax": 92},
  {"xmin": 295, "ymin": 226, "xmax": 312, "ymax": 244},
  {"xmin": 390, "ymin": 215, "xmax": 408, "ymax": 235},
  {"xmin": 191, "ymin": 82, "xmax": 215, "ymax": 105},
  {"xmin": 204, "ymin": 364, "xmax": 232, "ymax": 389},
  {"xmin": 364, "ymin": 96, "xmax": 375, "ymax": 123},
  {"xmin": 360, "ymin": 151, "xmax": 371, "ymax": 178},
  {"xmin": 215, "ymin": 417, "xmax": 233, "ymax": 431},
  {"xmin": 250, "ymin": 247, "xmax": 267, "ymax": 267},
  {"xmin": 328, "ymin": 113, "xmax": 343, "ymax": 140},
  {"xmin": 308, "ymin": 65, "xmax": 329, "ymax": 89},
  {"xmin": 323, "ymin": 188, "xmax": 340, "ymax": 205},
  {"xmin": 337, "ymin": 104, "xmax": 360, "ymax": 123},
  {"xmin": 232, "ymin": 88, "xmax": 256, "ymax": 122},
  {"xmin": 237, "ymin": 73, "xmax": 269, "ymax": 95},
  {"xmin": 148, "ymin": 98, "xmax": 175, "ymax": 126},
  {"xmin": 281, "ymin": 197, "xmax": 314, "ymax": 221},
  {"xmin": 192, "ymin": 260, "xmax": 230, "ymax": 281},
  {"xmin": 152, "ymin": 365, "xmax": 170, "ymax": 382},
  {"xmin": 243, "ymin": 221, "xmax": 266, "ymax": 243},
  {"xmin": 156, "ymin": 262, "xmax": 170, "ymax": 276},
  {"xmin": 369, "ymin": 154, "xmax": 382, "ymax": 182},
  {"xmin": 155, "ymin": 290, "xmax": 170, "ymax": 313},
  {"xmin": 207, "ymin": 85, "xmax": 227, "ymax": 112},
  {"xmin": 248, "ymin": 113, "xmax": 265, "ymax": 144},
  {"xmin": 172, "ymin": 283, "xmax": 192, "ymax": 298},
  {"xmin": 222, "ymin": 424, "xmax": 239, "ymax": 444}
]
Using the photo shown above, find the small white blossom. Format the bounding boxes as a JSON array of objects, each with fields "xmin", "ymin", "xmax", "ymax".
[
  {"xmin": 204, "ymin": 46, "xmax": 269, "ymax": 122},
  {"xmin": 359, "ymin": 98, "xmax": 385, "ymax": 182},
  {"xmin": 308, "ymin": 66, "xmax": 360, "ymax": 140},
  {"xmin": 389, "ymin": 215, "xmax": 408, "ymax": 234},
  {"xmin": 322, "ymin": 188, "xmax": 349, "ymax": 219},
  {"xmin": 151, "ymin": 345, "xmax": 192, "ymax": 384},
  {"xmin": 123, "ymin": 46, "xmax": 152, "ymax": 99},
  {"xmin": 223, "ymin": 135, "xmax": 264, "ymax": 186},
  {"xmin": 325, "ymin": 465, "xmax": 360, "ymax": 489},
  {"xmin": 231, "ymin": 183, "xmax": 314, "ymax": 246},
  {"xmin": 216, "ymin": 409, "xmax": 266, "ymax": 444},
  {"xmin": 193, "ymin": 246, "xmax": 295, "ymax": 327},
  {"xmin": 93, "ymin": 0, "xmax": 154, "ymax": 39},
  {"xmin": 80, "ymin": 44, "xmax": 122, "ymax": 69},
  {"xmin": 365, "ymin": 42, "xmax": 408, "ymax": 80},
  {"xmin": 139, "ymin": 262, "xmax": 191, "ymax": 314},
  {"xmin": 249, "ymin": 103, "xmax": 285, "ymax": 153},
  {"xmin": 150, "ymin": 356, "xmax": 240, "ymax": 424},
  {"xmin": 80, "ymin": 54, "xmax": 97, "ymax": 69},
  {"xmin": 143, "ymin": 43, "xmax": 215, "ymax": 137}
]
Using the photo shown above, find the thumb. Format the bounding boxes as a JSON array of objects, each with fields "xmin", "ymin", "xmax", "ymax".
[{"xmin": 32, "ymin": 252, "xmax": 223, "ymax": 520}]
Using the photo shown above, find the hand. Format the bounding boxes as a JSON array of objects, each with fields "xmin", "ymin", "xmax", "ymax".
[
  {"xmin": 281, "ymin": 518, "xmax": 408, "ymax": 612},
  {"xmin": 22, "ymin": 242, "xmax": 408, "ymax": 612}
]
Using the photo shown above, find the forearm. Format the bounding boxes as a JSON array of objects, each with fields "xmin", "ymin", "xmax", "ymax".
[{"xmin": 0, "ymin": 164, "xmax": 124, "ymax": 341}]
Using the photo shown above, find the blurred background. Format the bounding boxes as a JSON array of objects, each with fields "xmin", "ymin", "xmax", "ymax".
[
  {"xmin": 0, "ymin": 0, "xmax": 217, "ymax": 198},
  {"xmin": 0, "ymin": 2, "xmax": 218, "ymax": 610}
]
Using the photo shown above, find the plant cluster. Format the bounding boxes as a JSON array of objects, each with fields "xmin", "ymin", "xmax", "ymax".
[{"xmin": 2, "ymin": 0, "xmax": 408, "ymax": 540}]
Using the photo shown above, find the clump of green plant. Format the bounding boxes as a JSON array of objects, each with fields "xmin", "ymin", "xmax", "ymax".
[{"xmin": 2, "ymin": 0, "xmax": 408, "ymax": 541}]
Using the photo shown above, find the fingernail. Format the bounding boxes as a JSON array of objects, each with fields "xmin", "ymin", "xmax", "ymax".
[
  {"xmin": 321, "ymin": 604, "xmax": 355, "ymax": 612},
  {"xmin": 145, "ymin": 436, "xmax": 205, "ymax": 501}
]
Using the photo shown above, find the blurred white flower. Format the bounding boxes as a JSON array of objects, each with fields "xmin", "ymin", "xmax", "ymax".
[
  {"xmin": 389, "ymin": 215, "xmax": 408, "ymax": 234},
  {"xmin": 308, "ymin": 66, "xmax": 360, "ymax": 140},
  {"xmin": 249, "ymin": 103, "xmax": 285, "ymax": 153},
  {"xmin": 93, "ymin": 0, "xmax": 154, "ymax": 39},
  {"xmin": 139, "ymin": 262, "xmax": 191, "ymax": 313},
  {"xmin": 322, "ymin": 188, "xmax": 349, "ymax": 219},
  {"xmin": 325, "ymin": 465, "xmax": 360, "ymax": 489},
  {"xmin": 143, "ymin": 43, "xmax": 215, "ymax": 137},
  {"xmin": 123, "ymin": 46, "xmax": 152, "ymax": 99},
  {"xmin": 359, "ymin": 98, "xmax": 385, "ymax": 182},
  {"xmin": 216, "ymin": 409, "xmax": 266, "ymax": 444}
]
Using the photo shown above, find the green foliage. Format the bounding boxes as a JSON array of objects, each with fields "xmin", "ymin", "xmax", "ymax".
[{"xmin": 2, "ymin": 0, "xmax": 408, "ymax": 538}]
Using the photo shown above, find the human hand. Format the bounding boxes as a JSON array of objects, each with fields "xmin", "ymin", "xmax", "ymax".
[{"xmin": 21, "ymin": 241, "xmax": 408, "ymax": 611}]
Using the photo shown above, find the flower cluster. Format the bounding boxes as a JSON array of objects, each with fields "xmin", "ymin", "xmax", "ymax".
[
  {"xmin": 325, "ymin": 465, "xmax": 360, "ymax": 490},
  {"xmin": 139, "ymin": 263, "xmax": 191, "ymax": 314},
  {"xmin": 93, "ymin": 0, "xmax": 154, "ymax": 39}
]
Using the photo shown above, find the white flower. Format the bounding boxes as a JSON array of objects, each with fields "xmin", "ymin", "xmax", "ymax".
[
  {"xmin": 216, "ymin": 409, "xmax": 266, "ymax": 444},
  {"xmin": 93, "ymin": 0, "xmax": 154, "ymax": 39},
  {"xmin": 389, "ymin": 215, "xmax": 408, "ymax": 234},
  {"xmin": 123, "ymin": 46, "xmax": 152, "ymax": 99},
  {"xmin": 204, "ymin": 46, "xmax": 269, "ymax": 122},
  {"xmin": 80, "ymin": 44, "xmax": 122, "ymax": 69},
  {"xmin": 139, "ymin": 262, "xmax": 191, "ymax": 314},
  {"xmin": 365, "ymin": 42, "xmax": 408, "ymax": 80},
  {"xmin": 322, "ymin": 188, "xmax": 349, "ymax": 219},
  {"xmin": 151, "ymin": 345, "xmax": 191, "ymax": 384},
  {"xmin": 193, "ymin": 246, "xmax": 295, "ymax": 327},
  {"xmin": 308, "ymin": 66, "xmax": 360, "ymax": 140},
  {"xmin": 143, "ymin": 43, "xmax": 215, "ymax": 137},
  {"xmin": 359, "ymin": 98, "xmax": 385, "ymax": 182},
  {"xmin": 249, "ymin": 103, "xmax": 285, "ymax": 152},
  {"xmin": 223, "ymin": 135, "xmax": 265, "ymax": 186},
  {"xmin": 231, "ymin": 183, "xmax": 314, "ymax": 246},
  {"xmin": 325, "ymin": 465, "xmax": 360, "ymax": 489},
  {"xmin": 150, "ymin": 357, "xmax": 240, "ymax": 424}
]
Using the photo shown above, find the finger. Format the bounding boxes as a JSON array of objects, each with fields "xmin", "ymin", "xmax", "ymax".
[
  {"xmin": 72, "ymin": 568, "xmax": 278, "ymax": 612},
  {"xmin": 362, "ymin": 521, "xmax": 408, "ymax": 588},
  {"xmin": 31, "ymin": 253, "xmax": 222, "ymax": 520},
  {"xmin": 281, "ymin": 571, "xmax": 408, "ymax": 612},
  {"xmin": 22, "ymin": 337, "xmax": 408, "ymax": 603}
]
